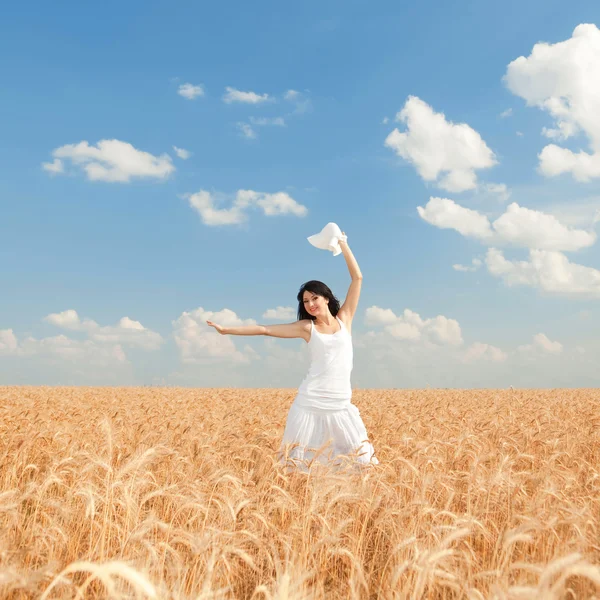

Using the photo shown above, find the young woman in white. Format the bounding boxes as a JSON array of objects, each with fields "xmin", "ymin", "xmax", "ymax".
[{"xmin": 207, "ymin": 234, "xmax": 378, "ymax": 472}]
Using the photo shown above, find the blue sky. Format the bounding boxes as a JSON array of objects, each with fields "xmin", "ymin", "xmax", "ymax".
[{"xmin": 2, "ymin": 1, "xmax": 600, "ymax": 387}]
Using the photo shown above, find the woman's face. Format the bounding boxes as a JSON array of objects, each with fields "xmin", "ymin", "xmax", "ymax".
[{"xmin": 303, "ymin": 292, "xmax": 328, "ymax": 316}]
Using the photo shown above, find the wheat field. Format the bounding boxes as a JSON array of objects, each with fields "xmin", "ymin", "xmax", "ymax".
[{"xmin": 1, "ymin": 386, "xmax": 600, "ymax": 599}]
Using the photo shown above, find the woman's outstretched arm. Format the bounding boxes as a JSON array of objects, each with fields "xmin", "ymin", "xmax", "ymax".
[
  {"xmin": 207, "ymin": 321, "xmax": 265, "ymax": 335},
  {"xmin": 206, "ymin": 320, "xmax": 305, "ymax": 338}
]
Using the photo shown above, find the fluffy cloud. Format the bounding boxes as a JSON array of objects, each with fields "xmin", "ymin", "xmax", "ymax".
[
  {"xmin": 463, "ymin": 342, "xmax": 508, "ymax": 363},
  {"xmin": 236, "ymin": 123, "xmax": 257, "ymax": 139},
  {"xmin": 172, "ymin": 307, "xmax": 259, "ymax": 364},
  {"xmin": 384, "ymin": 96, "xmax": 497, "ymax": 192},
  {"xmin": 482, "ymin": 183, "xmax": 511, "ymax": 202},
  {"xmin": 44, "ymin": 309, "xmax": 164, "ymax": 350},
  {"xmin": 485, "ymin": 248, "xmax": 600, "ymax": 298},
  {"xmin": 493, "ymin": 203, "xmax": 596, "ymax": 250},
  {"xmin": 237, "ymin": 116, "xmax": 286, "ymax": 140},
  {"xmin": 223, "ymin": 87, "xmax": 271, "ymax": 104},
  {"xmin": 19, "ymin": 336, "xmax": 127, "ymax": 365},
  {"xmin": 1, "ymin": 310, "xmax": 162, "ymax": 371},
  {"xmin": 518, "ymin": 333, "xmax": 563, "ymax": 355},
  {"xmin": 178, "ymin": 83, "xmax": 204, "ymax": 100},
  {"xmin": 41, "ymin": 158, "xmax": 64, "ymax": 174},
  {"xmin": 1, "ymin": 328, "xmax": 127, "ymax": 367},
  {"xmin": 417, "ymin": 197, "xmax": 493, "ymax": 240},
  {"xmin": 44, "ymin": 308, "xmax": 95, "ymax": 331},
  {"xmin": 44, "ymin": 140, "xmax": 175, "ymax": 183},
  {"xmin": 284, "ymin": 89, "xmax": 311, "ymax": 114},
  {"xmin": 453, "ymin": 258, "xmax": 482, "ymax": 272},
  {"xmin": 365, "ymin": 306, "xmax": 463, "ymax": 346},
  {"xmin": 173, "ymin": 146, "xmax": 191, "ymax": 159},
  {"xmin": 0, "ymin": 329, "xmax": 18, "ymax": 354},
  {"xmin": 418, "ymin": 197, "xmax": 596, "ymax": 251},
  {"xmin": 185, "ymin": 189, "xmax": 308, "ymax": 226},
  {"xmin": 505, "ymin": 24, "xmax": 600, "ymax": 181},
  {"xmin": 262, "ymin": 306, "xmax": 296, "ymax": 320},
  {"xmin": 538, "ymin": 147, "xmax": 600, "ymax": 181},
  {"xmin": 233, "ymin": 91, "xmax": 308, "ymax": 138}
]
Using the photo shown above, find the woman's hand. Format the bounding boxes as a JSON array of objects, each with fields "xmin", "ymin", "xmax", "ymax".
[
  {"xmin": 206, "ymin": 320, "xmax": 227, "ymax": 335},
  {"xmin": 339, "ymin": 230, "xmax": 348, "ymax": 245}
]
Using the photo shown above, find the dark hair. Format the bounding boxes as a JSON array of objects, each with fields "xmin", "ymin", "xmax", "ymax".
[{"xmin": 297, "ymin": 280, "xmax": 341, "ymax": 321}]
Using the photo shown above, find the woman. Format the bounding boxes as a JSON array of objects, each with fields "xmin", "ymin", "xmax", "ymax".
[{"xmin": 207, "ymin": 233, "xmax": 378, "ymax": 473}]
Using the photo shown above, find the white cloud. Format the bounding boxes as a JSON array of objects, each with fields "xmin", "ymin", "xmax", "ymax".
[
  {"xmin": 44, "ymin": 309, "xmax": 96, "ymax": 331},
  {"xmin": 42, "ymin": 158, "xmax": 64, "ymax": 174},
  {"xmin": 538, "ymin": 146, "xmax": 600, "ymax": 182},
  {"xmin": 428, "ymin": 315, "xmax": 464, "ymax": 346},
  {"xmin": 237, "ymin": 116, "xmax": 286, "ymax": 138},
  {"xmin": 178, "ymin": 83, "xmax": 204, "ymax": 100},
  {"xmin": 505, "ymin": 23, "xmax": 600, "ymax": 181},
  {"xmin": 365, "ymin": 306, "xmax": 463, "ymax": 346},
  {"xmin": 185, "ymin": 189, "xmax": 308, "ymax": 226},
  {"xmin": 0, "ymin": 329, "xmax": 18, "ymax": 354},
  {"xmin": 45, "ymin": 139, "xmax": 175, "ymax": 183},
  {"xmin": 518, "ymin": 333, "xmax": 563, "ymax": 355},
  {"xmin": 482, "ymin": 183, "xmax": 511, "ymax": 202},
  {"xmin": 173, "ymin": 146, "xmax": 191, "ymax": 160},
  {"xmin": 172, "ymin": 307, "xmax": 259, "ymax": 364},
  {"xmin": 20, "ymin": 335, "xmax": 128, "ymax": 365},
  {"xmin": 382, "ymin": 117, "xmax": 390, "ymax": 125},
  {"xmin": 246, "ymin": 190, "xmax": 308, "ymax": 216},
  {"xmin": 453, "ymin": 258, "xmax": 482, "ymax": 272},
  {"xmin": 500, "ymin": 108, "xmax": 513, "ymax": 118},
  {"xmin": 417, "ymin": 197, "xmax": 494, "ymax": 240},
  {"xmin": 485, "ymin": 248, "xmax": 600, "ymax": 298},
  {"xmin": 262, "ymin": 306, "xmax": 296, "ymax": 320},
  {"xmin": 516, "ymin": 131, "xmax": 524, "ymax": 137},
  {"xmin": 2, "ymin": 327, "xmax": 128, "ymax": 367},
  {"xmin": 44, "ymin": 309, "xmax": 164, "ymax": 350},
  {"xmin": 492, "ymin": 203, "xmax": 595, "ymax": 250},
  {"xmin": 463, "ymin": 342, "xmax": 507, "ymax": 363},
  {"xmin": 418, "ymin": 197, "xmax": 596, "ymax": 251},
  {"xmin": 1, "ymin": 310, "xmax": 162, "ymax": 378},
  {"xmin": 284, "ymin": 89, "xmax": 311, "ymax": 114},
  {"xmin": 88, "ymin": 317, "xmax": 162, "ymax": 350},
  {"xmin": 224, "ymin": 87, "xmax": 271, "ymax": 104},
  {"xmin": 186, "ymin": 190, "xmax": 246, "ymax": 225},
  {"xmin": 384, "ymin": 96, "xmax": 497, "ymax": 192},
  {"xmin": 237, "ymin": 123, "xmax": 257, "ymax": 139}
]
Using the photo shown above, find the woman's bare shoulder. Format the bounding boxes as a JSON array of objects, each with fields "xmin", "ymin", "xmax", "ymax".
[{"xmin": 263, "ymin": 319, "xmax": 311, "ymax": 341}]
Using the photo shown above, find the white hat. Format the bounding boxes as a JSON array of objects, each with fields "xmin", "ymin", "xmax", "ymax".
[{"xmin": 307, "ymin": 222, "xmax": 347, "ymax": 256}]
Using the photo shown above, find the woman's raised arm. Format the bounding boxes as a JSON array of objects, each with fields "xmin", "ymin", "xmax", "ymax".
[{"xmin": 339, "ymin": 233, "xmax": 363, "ymax": 279}]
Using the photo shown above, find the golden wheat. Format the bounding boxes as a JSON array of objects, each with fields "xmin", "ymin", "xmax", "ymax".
[{"xmin": 1, "ymin": 386, "xmax": 599, "ymax": 599}]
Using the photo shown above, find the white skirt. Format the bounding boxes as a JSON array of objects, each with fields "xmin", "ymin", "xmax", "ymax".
[{"xmin": 277, "ymin": 397, "xmax": 379, "ymax": 473}]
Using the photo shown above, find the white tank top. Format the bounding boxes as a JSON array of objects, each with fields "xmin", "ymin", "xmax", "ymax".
[{"xmin": 296, "ymin": 315, "xmax": 353, "ymax": 408}]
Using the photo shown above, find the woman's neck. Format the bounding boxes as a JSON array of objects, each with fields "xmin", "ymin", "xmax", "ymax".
[{"xmin": 316, "ymin": 314, "xmax": 335, "ymax": 327}]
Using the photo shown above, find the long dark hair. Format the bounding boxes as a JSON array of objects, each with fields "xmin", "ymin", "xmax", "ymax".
[{"xmin": 297, "ymin": 280, "xmax": 341, "ymax": 321}]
